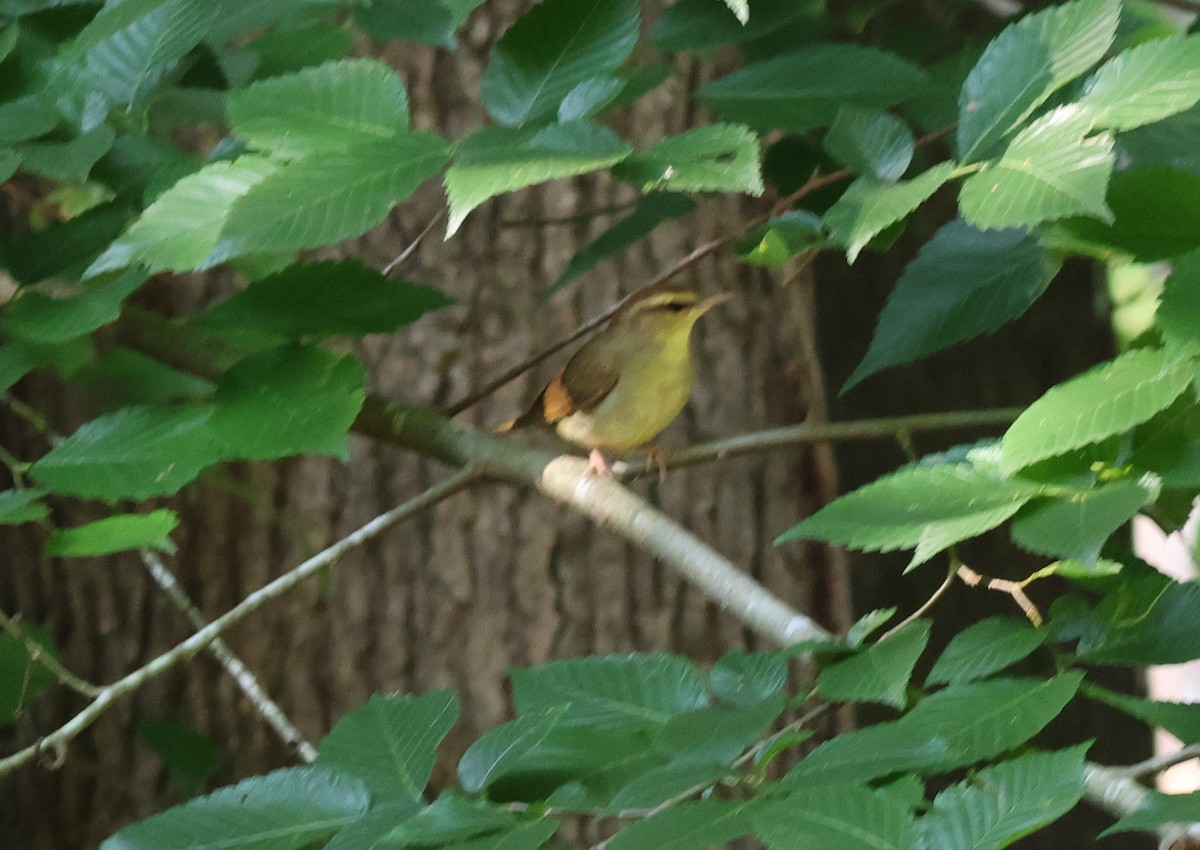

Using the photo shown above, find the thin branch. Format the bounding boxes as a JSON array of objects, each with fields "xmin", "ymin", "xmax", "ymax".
[
  {"xmin": 0, "ymin": 610, "xmax": 100, "ymax": 699},
  {"xmin": 957, "ymin": 564, "xmax": 1043, "ymax": 626},
  {"xmin": 879, "ymin": 564, "xmax": 957, "ymax": 641},
  {"xmin": 0, "ymin": 468, "xmax": 480, "ymax": 778},
  {"xmin": 2, "ymin": 394, "xmax": 61, "ymax": 443},
  {"xmin": 1115, "ymin": 742, "xmax": 1200, "ymax": 780},
  {"xmin": 141, "ymin": 552, "xmax": 318, "ymax": 762},
  {"xmin": 383, "ymin": 211, "xmax": 445, "ymax": 276}
]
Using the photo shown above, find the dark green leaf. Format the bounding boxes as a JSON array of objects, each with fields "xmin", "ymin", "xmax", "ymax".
[
  {"xmin": 651, "ymin": 0, "xmax": 823, "ymax": 52},
  {"xmin": 47, "ymin": 509, "xmax": 179, "ymax": 557},
  {"xmin": 927, "ymin": 617, "xmax": 1046, "ymax": 686},
  {"xmin": 2, "ymin": 270, "xmax": 144, "ymax": 344},
  {"xmin": 441, "ymin": 817, "xmax": 561, "ymax": 850},
  {"xmin": 323, "ymin": 800, "xmax": 424, "ymax": 850},
  {"xmin": 30, "ymin": 404, "xmax": 222, "ymax": 500},
  {"xmin": 0, "ymin": 625, "xmax": 57, "ymax": 723},
  {"xmin": 99, "ymin": 767, "xmax": 369, "ymax": 850},
  {"xmin": 1078, "ymin": 34, "xmax": 1200, "ymax": 131},
  {"xmin": 1086, "ymin": 684, "xmax": 1200, "ymax": 746},
  {"xmin": 1010, "ymin": 480, "xmax": 1150, "ymax": 562},
  {"xmin": 1105, "ymin": 790, "xmax": 1200, "ymax": 836},
  {"xmin": 777, "ymin": 463, "xmax": 1045, "ymax": 570},
  {"xmin": 653, "ymin": 698, "xmax": 784, "ymax": 765},
  {"xmin": 613, "ymin": 124, "xmax": 763, "ymax": 195},
  {"xmin": 846, "ymin": 220, "xmax": 1058, "ymax": 389},
  {"xmin": 459, "ymin": 707, "xmax": 568, "ymax": 793},
  {"xmin": 754, "ymin": 784, "xmax": 917, "ymax": 850},
  {"xmin": 999, "ymin": 347, "xmax": 1195, "ymax": 473},
  {"xmin": 353, "ymin": 0, "xmax": 486, "ymax": 48},
  {"xmin": 606, "ymin": 799, "xmax": 757, "ymax": 850},
  {"xmin": 817, "ymin": 621, "xmax": 929, "ymax": 708},
  {"xmin": 382, "ymin": 793, "xmax": 517, "ymax": 846},
  {"xmin": 0, "ymin": 94, "xmax": 56, "ymax": 145},
  {"xmin": 1118, "ymin": 103, "xmax": 1200, "ymax": 175},
  {"xmin": 0, "ymin": 488, "xmax": 49, "ymax": 525},
  {"xmin": 79, "ymin": 348, "xmax": 214, "ymax": 407},
  {"xmin": 1159, "ymin": 250, "xmax": 1200, "ymax": 350},
  {"xmin": 547, "ymin": 194, "xmax": 695, "ymax": 295},
  {"xmin": 20, "ymin": 126, "xmax": 115, "ymax": 182},
  {"xmin": 481, "ymin": 0, "xmax": 639, "ymax": 127},
  {"xmin": 1070, "ymin": 576, "xmax": 1200, "ymax": 665},
  {"xmin": 318, "ymin": 691, "xmax": 460, "ymax": 802},
  {"xmin": 699, "ymin": 44, "xmax": 927, "ymax": 133},
  {"xmin": 957, "ymin": 0, "xmax": 1119, "ymax": 162},
  {"xmin": 196, "ymin": 260, "xmax": 452, "ymax": 339},
  {"xmin": 445, "ymin": 122, "xmax": 631, "ymax": 236},
  {"xmin": 823, "ymin": 107, "xmax": 913, "ymax": 182},
  {"xmin": 248, "ymin": 24, "xmax": 355, "ymax": 79},
  {"xmin": 604, "ymin": 762, "xmax": 731, "ymax": 813},
  {"xmin": 137, "ymin": 719, "xmax": 220, "ymax": 787},
  {"xmin": 0, "ymin": 201, "xmax": 131, "ymax": 285}
]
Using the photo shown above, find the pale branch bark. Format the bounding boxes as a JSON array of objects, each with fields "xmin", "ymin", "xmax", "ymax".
[
  {"xmin": 0, "ymin": 609, "xmax": 100, "ymax": 699},
  {"xmin": 1118, "ymin": 742, "xmax": 1200, "ymax": 780},
  {"xmin": 141, "ymin": 552, "xmax": 318, "ymax": 762},
  {"xmin": 0, "ymin": 468, "xmax": 479, "ymax": 778}
]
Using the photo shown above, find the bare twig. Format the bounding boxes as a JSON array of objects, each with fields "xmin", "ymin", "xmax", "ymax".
[
  {"xmin": 383, "ymin": 211, "xmax": 445, "ymax": 276},
  {"xmin": 957, "ymin": 564, "xmax": 1043, "ymax": 626},
  {"xmin": 0, "ymin": 610, "xmax": 100, "ymax": 699},
  {"xmin": 0, "ymin": 468, "xmax": 480, "ymax": 777},
  {"xmin": 1116, "ymin": 743, "xmax": 1200, "ymax": 780},
  {"xmin": 880, "ymin": 564, "xmax": 957, "ymax": 641},
  {"xmin": 141, "ymin": 552, "xmax": 318, "ymax": 762}
]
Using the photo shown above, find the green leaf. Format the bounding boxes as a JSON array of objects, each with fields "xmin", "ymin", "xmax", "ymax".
[
  {"xmin": 0, "ymin": 201, "xmax": 132, "ymax": 285},
  {"xmin": 0, "ymin": 489, "xmax": 49, "ymax": 525},
  {"xmin": 654, "ymin": 699, "xmax": 784, "ymax": 766},
  {"xmin": 1086, "ymin": 685, "xmax": 1200, "ymax": 745},
  {"xmin": 823, "ymin": 161, "xmax": 955, "ymax": 263},
  {"xmin": 720, "ymin": 0, "xmax": 748, "ymax": 24},
  {"xmin": 69, "ymin": 0, "xmax": 176, "ymax": 52},
  {"xmin": 481, "ymin": 0, "xmax": 640, "ymax": 127},
  {"xmin": 2, "ymin": 271, "xmax": 144, "ymax": 344},
  {"xmin": 510, "ymin": 653, "xmax": 709, "ymax": 731},
  {"xmin": 382, "ymin": 793, "xmax": 517, "ymax": 845},
  {"xmin": 458, "ymin": 707, "xmax": 567, "ymax": 793},
  {"xmin": 845, "ymin": 220, "xmax": 1058, "ymax": 389},
  {"xmin": 917, "ymin": 746, "xmax": 1087, "ymax": 850},
  {"xmin": 1054, "ymin": 167, "xmax": 1200, "ymax": 262},
  {"xmin": 0, "ymin": 625, "xmax": 58, "ymax": 723},
  {"xmin": 46, "ymin": 509, "xmax": 179, "ymax": 557},
  {"xmin": 754, "ymin": 784, "xmax": 917, "ymax": 850},
  {"xmin": 212, "ymin": 133, "xmax": 449, "ymax": 263},
  {"xmin": 823, "ymin": 106, "xmax": 913, "ymax": 182},
  {"xmin": 137, "ymin": 719, "xmax": 220, "ymax": 787},
  {"xmin": 959, "ymin": 106, "xmax": 1115, "ymax": 230},
  {"xmin": 248, "ymin": 24, "xmax": 355, "ymax": 79},
  {"xmin": 557, "ymin": 76, "xmax": 625, "ymax": 122},
  {"xmin": 846, "ymin": 608, "xmax": 896, "ymax": 647},
  {"xmin": 80, "ymin": 348, "xmax": 214, "ymax": 407},
  {"xmin": 956, "ymin": 0, "xmax": 1119, "ymax": 162},
  {"xmin": 1118, "ymin": 103, "xmax": 1200, "ymax": 176},
  {"xmin": 1078, "ymin": 34, "xmax": 1200, "ymax": 131},
  {"xmin": 20, "ymin": 126, "xmax": 116, "ymax": 183},
  {"xmin": 817, "ymin": 621, "xmax": 929, "ymax": 709},
  {"xmin": 227, "ymin": 59, "xmax": 410, "ymax": 157},
  {"xmin": 439, "ymin": 818, "xmax": 561, "ymax": 850},
  {"xmin": 1069, "ymin": 576, "xmax": 1200, "ymax": 665},
  {"xmin": 195, "ymin": 260, "xmax": 453, "ymax": 339},
  {"xmin": 444, "ymin": 122, "xmax": 631, "ymax": 236},
  {"xmin": 1010, "ymin": 480, "xmax": 1151, "ymax": 562},
  {"xmin": 87, "ymin": 156, "xmax": 279, "ymax": 277},
  {"xmin": 604, "ymin": 762, "xmax": 732, "ymax": 813},
  {"xmin": 737, "ymin": 210, "xmax": 825, "ymax": 267},
  {"xmin": 651, "ymin": 0, "xmax": 822, "ymax": 52},
  {"xmin": 613, "ymin": 124, "xmax": 764, "ymax": 195},
  {"xmin": 0, "ymin": 94, "xmax": 56, "ymax": 145},
  {"xmin": 606, "ymin": 799, "xmax": 757, "ymax": 850},
  {"xmin": 353, "ymin": 0, "xmax": 486, "ymax": 48},
  {"xmin": 317, "ymin": 691, "xmax": 460, "ymax": 802},
  {"xmin": 322, "ymin": 800, "xmax": 424, "ymax": 850},
  {"xmin": 1159, "ymin": 250, "xmax": 1200, "ymax": 349},
  {"xmin": 29, "ymin": 404, "xmax": 221, "ymax": 500},
  {"xmin": 999, "ymin": 347, "xmax": 1195, "ymax": 473},
  {"xmin": 709, "ymin": 650, "xmax": 788, "ymax": 708},
  {"xmin": 777, "ymin": 463, "xmax": 1045, "ymax": 571},
  {"xmin": 99, "ymin": 766, "xmax": 369, "ymax": 850},
  {"xmin": 1107, "ymin": 791, "xmax": 1200, "ymax": 837},
  {"xmin": 926, "ymin": 617, "xmax": 1046, "ymax": 686},
  {"xmin": 209, "ymin": 345, "xmax": 365, "ymax": 462},
  {"xmin": 699, "ymin": 44, "xmax": 927, "ymax": 133},
  {"xmin": 547, "ymin": 193, "xmax": 695, "ymax": 295}
]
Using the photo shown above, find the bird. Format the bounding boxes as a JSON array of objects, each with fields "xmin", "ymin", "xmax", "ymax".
[{"xmin": 498, "ymin": 285, "xmax": 731, "ymax": 474}]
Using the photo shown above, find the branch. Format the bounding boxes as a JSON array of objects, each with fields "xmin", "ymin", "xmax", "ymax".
[
  {"xmin": 141, "ymin": 552, "xmax": 318, "ymax": 762},
  {"xmin": 0, "ymin": 469, "xmax": 479, "ymax": 778},
  {"xmin": 0, "ymin": 610, "xmax": 100, "ymax": 699},
  {"xmin": 1116, "ymin": 742, "xmax": 1200, "ymax": 780}
]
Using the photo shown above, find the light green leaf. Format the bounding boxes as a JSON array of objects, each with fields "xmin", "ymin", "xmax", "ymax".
[
  {"xmin": 227, "ymin": 59, "xmax": 410, "ymax": 157},
  {"xmin": 818, "ymin": 621, "xmax": 929, "ymax": 709},
  {"xmin": 824, "ymin": 162, "xmax": 955, "ymax": 263},
  {"xmin": 0, "ymin": 488, "xmax": 49, "ymax": 525},
  {"xmin": 960, "ymin": 106, "xmax": 1114, "ymax": 230},
  {"xmin": 999, "ymin": 347, "xmax": 1195, "ymax": 473},
  {"xmin": 613, "ymin": 124, "xmax": 763, "ymax": 195},
  {"xmin": 29, "ymin": 404, "xmax": 221, "ymax": 500},
  {"xmin": 918, "ymin": 746, "xmax": 1087, "ymax": 850},
  {"xmin": 607, "ymin": 799, "xmax": 757, "ymax": 850},
  {"xmin": 699, "ymin": 44, "xmax": 927, "ymax": 133},
  {"xmin": 510, "ymin": 653, "xmax": 709, "ymax": 731},
  {"xmin": 1078, "ymin": 34, "xmax": 1200, "ymax": 131},
  {"xmin": 47, "ymin": 509, "xmax": 179, "ymax": 557},
  {"xmin": 212, "ymin": 133, "xmax": 449, "ymax": 262},
  {"xmin": 444, "ymin": 122, "xmax": 631, "ymax": 237},
  {"xmin": 737, "ymin": 210, "xmax": 826, "ymax": 267},
  {"xmin": 823, "ymin": 106, "xmax": 914, "ymax": 182},
  {"xmin": 777, "ymin": 464, "xmax": 1045, "ymax": 571},
  {"xmin": 1159, "ymin": 250, "xmax": 1200, "ymax": 349},
  {"xmin": 481, "ymin": 0, "xmax": 640, "ymax": 127},
  {"xmin": 208, "ymin": 345, "xmax": 366, "ymax": 461},
  {"xmin": 458, "ymin": 707, "xmax": 567, "ymax": 793},
  {"xmin": 957, "ymin": 0, "xmax": 1119, "ymax": 162},
  {"xmin": 548, "ymin": 193, "xmax": 696, "ymax": 295},
  {"xmin": 2, "ymin": 271, "xmax": 145, "ymax": 344},
  {"xmin": 927, "ymin": 617, "xmax": 1046, "ymax": 686},
  {"xmin": 86, "ymin": 156, "xmax": 279, "ymax": 277},
  {"xmin": 68, "ymin": 0, "xmax": 175, "ymax": 52},
  {"xmin": 98, "ymin": 767, "xmax": 369, "ymax": 850},
  {"xmin": 317, "ymin": 691, "xmax": 460, "ymax": 802},
  {"xmin": 846, "ymin": 220, "xmax": 1058, "ymax": 390},
  {"xmin": 195, "ymin": 260, "xmax": 453, "ymax": 339},
  {"xmin": 0, "ymin": 23, "xmax": 19, "ymax": 64},
  {"xmin": 755, "ymin": 784, "xmax": 917, "ymax": 850},
  {"xmin": 1010, "ymin": 480, "xmax": 1151, "ymax": 562}
]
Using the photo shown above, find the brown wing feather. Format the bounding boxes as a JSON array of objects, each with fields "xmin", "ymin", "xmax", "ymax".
[{"xmin": 501, "ymin": 338, "xmax": 619, "ymax": 430}]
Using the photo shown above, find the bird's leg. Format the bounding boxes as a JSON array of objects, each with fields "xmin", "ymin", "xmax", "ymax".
[
  {"xmin": 643, "ymin": 445, "xmax": 668, "ymax": 484},
  {"xmin": 586, "ymin": 448, "xmax": 614, "ymax": 476}
]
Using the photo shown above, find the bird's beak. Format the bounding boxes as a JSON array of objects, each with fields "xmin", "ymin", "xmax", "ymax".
[{"xmin": 696, "ymin": 292, "xmax": 733, "ymax": 314}]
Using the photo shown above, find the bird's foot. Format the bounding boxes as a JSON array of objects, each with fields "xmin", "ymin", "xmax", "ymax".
[
  {"xmin": 586, "ymin": 448, "xmax": 614, "ymax": 476},
  {"xmin": 643, "ymin": 445, "xmax": 668, "ymax": 483}
]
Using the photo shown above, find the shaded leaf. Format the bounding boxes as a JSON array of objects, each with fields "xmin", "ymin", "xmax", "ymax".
[
  {"xmin": 823, "ymin": 106, "xmax": 913, "ymax": 182},
  {"xmin": 817, "ymin": 621, "xmax": 929, "ymax": 709},
  {"xmin": 1104, "ymin": 790, "xmax": 1200, "ymax": 837},
  {"xmin": 353, "ymin": 0, "xmax": 486, "ymax": 49},
  {"xmin": 1159, "ymin": 250, "xmax": 1200, "ymax": 350},
  {"xmin": 824, "ymin": 162, "xmax": 955, "ymax": 263},
  {"xmin": 459, "ymin": 707, "xmax": 567, "ymax": 793},
  {"xmin": 613, "ymin": 123, "xmax": 763, "ymax": 195},
  {"xmin": 709, "ymin": 650, "xmax": 788, "ymax": 707},
  {"xmin": 382, "ymin": 793, "xmax": 517, "ymax": 846},
  {"xmin": 20, "ymin": 126, "xmax": 115, "ymax": 182},
  {"xmin": 927, "ymin": 617, "xmax": 1047, "ymax": 686},
  {"xmin": 1069, "ymin": 577, "xmax": 1200, "ymax": 665},
  {"xmin": 606, "ymin": 799, "xmax": 757, "ymax": 850},
  {"xmin": 755, "ymin": 784, "xmax": 917, "ymax": 850},
  {"xmin": 1086, "ymin": 684, "xmax": 1200, "ymax": 746},
  {"xmin": 737, "ymin": 210, "xmax": 825, "ymax": 267},
  {"xmin": 2, "ymin": 271, "xmax": 144, "ymax": 344},
  {"xmin": 1010, "ymin": 480, "xmax": 1151, "ymax": 562},
  {"xmin": 0, "ymin": 488, "xmax": 49, "ymax": 525},
  {"xmin": 137, "ymin": 720, "xmax": 220, "ymax": 787},
  {"xmin": 651, "ymin": 0, "xmax": 822, "ymax": 52}
]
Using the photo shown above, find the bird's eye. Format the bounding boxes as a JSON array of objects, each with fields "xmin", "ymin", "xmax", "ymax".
[{"xmin": 665, "ymin": 302, "xmax": 688, "ymax": 313}]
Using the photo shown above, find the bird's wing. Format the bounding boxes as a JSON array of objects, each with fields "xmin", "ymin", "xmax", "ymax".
[{"xmin": 536, "ymin": 342, "xmax": 620, "ymax": 424}]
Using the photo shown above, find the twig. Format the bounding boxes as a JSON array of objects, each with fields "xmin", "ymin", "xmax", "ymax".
[
  {"xmin": 141, "ymin": 552, "xmax": 318, "ymax": 762},
  {"xmin": 1115, "ymin": 742, "xmax": 1200, "ymax": 780},
  {"xmin": 2, "ymin": 394, "xmax": 61, "ymax": 443},
  {"xmin": 879, "ymin": 564, "xmax": 957, "ymax": 641},
  {"xmin": 957, "ymin": 564, "xmax": 1043, "ymax": 626},
  {"xmin": 383, "ymin": 211, "xmax": 445, "ymax": 276},
  {"xmin": 0, "ymin": 610, "xmax": 101, "ymax": 698},
  {"xmin": 0, "ymin": 468, "xmax": 480, "ymax": 778},
  {"xmin": 500, "ymin": 200, "xmax": 641, "ymax": 227}
]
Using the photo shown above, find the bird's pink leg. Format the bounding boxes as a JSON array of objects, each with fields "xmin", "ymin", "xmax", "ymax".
[{"xmin": 586, "ymin": 448, "xmax": 614, "ymax": 476}]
